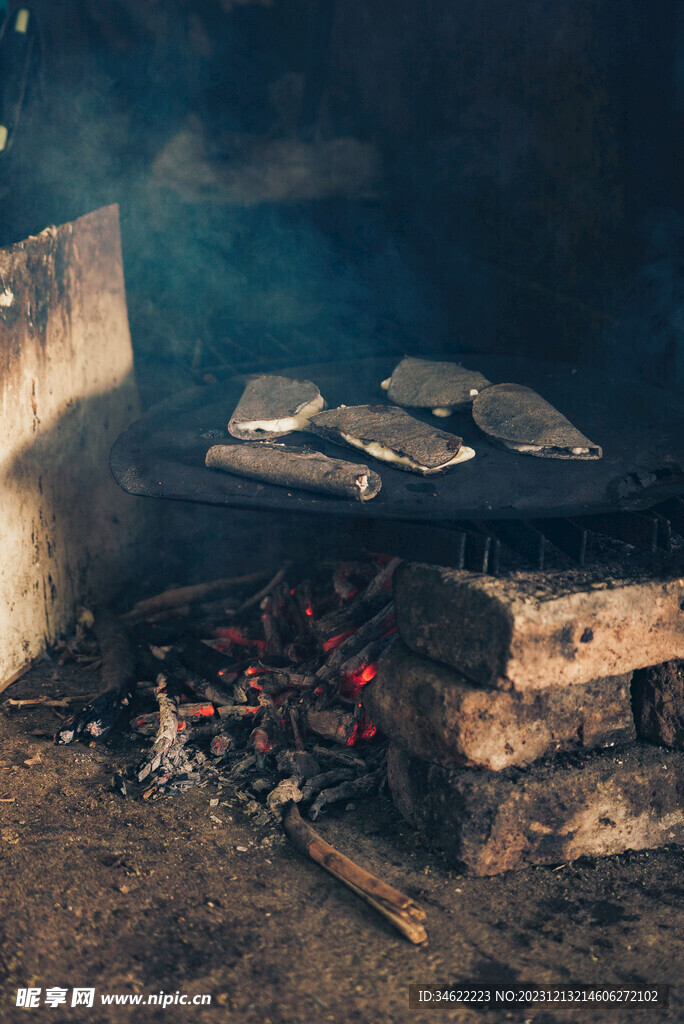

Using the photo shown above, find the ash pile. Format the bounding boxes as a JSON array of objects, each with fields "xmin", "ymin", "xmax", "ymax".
[{"xmin": 56, "ymin": 555, "xmax": 399, "ymax": 820}]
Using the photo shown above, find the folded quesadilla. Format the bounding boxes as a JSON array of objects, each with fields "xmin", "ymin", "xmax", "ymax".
[
  {"xmin": 472, "ymin": 383, "xmax": 602, "ymax": 459},
  {"xmin": 309, "ymin": 404, "xmax": 475, "ymax": 475},
  {"xmin": 228, "ymin": 375, "xmax": 325, "ymax": 440},
  {"xmin": 381, "ymin": 356, "xmax": 492, "ymax": 415},
  {"xmin": 206, "ymin": 443, "xmax": 382, "ymax": 501}
]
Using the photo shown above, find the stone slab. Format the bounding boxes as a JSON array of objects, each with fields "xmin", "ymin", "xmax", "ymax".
[
  {"xmin": 0, "ymin": 206, "xmax": 149, "ymax": 690},
  {"xmin": 363, "ymin": 639, "xmax": 635, "ymax": 770},
  {"xmin": 633, "ymin": 659, "xmax": 684, "ymax": 749},
  {"xmin": 394, "ymin": 563, "xmax": 684, "ymax": 691},
  {"xmin": 387, "ymin": 742, "xmax": 684, "ymax": 875}
]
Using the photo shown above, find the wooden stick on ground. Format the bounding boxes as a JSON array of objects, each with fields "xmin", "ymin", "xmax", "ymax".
[{"xmin": 282, "ymin": 802, "xmax": 427, "ymax": 945}]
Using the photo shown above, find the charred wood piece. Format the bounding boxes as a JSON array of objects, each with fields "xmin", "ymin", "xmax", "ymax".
[
  {"xmin": 306, "ymin": 708, "xmax": 357, "ymax": 745},
  {"xmin": 55, "ymin": 611, "xmax": 136, "ymax": 744},
  {"xmin": 310, "ymin": 745, "xmax": 367, "ymax": 770},
  {"xmin": 301, "ymin": 767, "xmax": 355, "ymax": 803},
  {"xmin": 176, "ymin": 639, "xmax": 244, "ymax": 692},
  {"xmin": 316, "ymin": 603, "xmax": 395, "ymax": 684},
  {"xmin": 312, "ymin": 558, "xmax": 399, "ymax": 643},
  {"xmin": 308, "ymin": 768, "xmax": 384, "ymax": 820}
]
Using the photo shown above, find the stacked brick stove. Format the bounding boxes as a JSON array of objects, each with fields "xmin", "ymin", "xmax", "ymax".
[{"xmin": 364, "ymin": 562, "xmax": 684, "ymax": 875}]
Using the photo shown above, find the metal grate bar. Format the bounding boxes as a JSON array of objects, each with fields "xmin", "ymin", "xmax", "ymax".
[
  {"xmin": 487, "ymin": 520, "xmax": 546, "ymax": 571},
  {"xmin": 531, "ymin": 518, "xmax": 587, "ymax": 565},
  {"xmin": 572, "ymin": 512, "xmax": 658, "ymax": 552}
]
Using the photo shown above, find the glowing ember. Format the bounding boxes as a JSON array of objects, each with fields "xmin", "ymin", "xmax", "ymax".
[
  {"xmin": 346, "ymin": 711, "xmax": 377, "ymax": 746},
  {"xmin": 191, "ymin": 704, "xmax": 215, "ymax": 718},
  {"xmin": 340, "ymin": 662, "xmax": 378, "ymax": 699},
  {"xmin": 305, "ymin": 605, "xmax": 314, "ymax": 616},
  {"xmin": 251, "ymin": 727, "xmax": 275, "ymax": 753},
  {"xmin": 322, "ymin": 627, "xmax": 356, "ymax": 652},
  {"xmin": 214, "ymin": 626, "xmax": 251, "ymax": 645}
]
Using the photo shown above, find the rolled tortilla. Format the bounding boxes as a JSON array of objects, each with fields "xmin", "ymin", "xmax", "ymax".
[
  {"xmin": 472, "ymin": 383, "xmax": 602, "ymax": 459},
  {"xmin": 309, "ymin": 404, "xmax": 475, "ymax": 475},
  {"xmin": 382, "ymin": 357, "xmax": 492, "ymax": 414},
  {"xmin": 228, "ymin": 375, "xmax": 325, "ymax": 440},
  {"xmin": 205, "ymin": 443, "xmax": 382, "ymax": 501}
]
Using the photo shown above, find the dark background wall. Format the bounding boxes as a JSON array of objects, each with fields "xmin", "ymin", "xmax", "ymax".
[{"xmin": 0, "ymin": 0, "xmax": 681, "ymax": 403}]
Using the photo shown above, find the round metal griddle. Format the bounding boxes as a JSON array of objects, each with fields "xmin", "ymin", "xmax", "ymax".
[{"xmin": 110, "ymin": 356, "xmax": 684, "ymax": 521}]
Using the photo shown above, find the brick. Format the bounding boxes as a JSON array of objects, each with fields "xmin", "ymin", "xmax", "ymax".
[
  {"xmin": 363, "ymin": 639, "xmax": 635, "ymax": 770},
  {"xmin": 633, "ymin": 659, "xmax": 684, "ymax": 749},
  {"xmin": 394, "ymin": 563, "xmax": 684, "ymax": 691},
  {"xmin": 387, "ymin": 743, "xmax": 684, "ymax": 876}
]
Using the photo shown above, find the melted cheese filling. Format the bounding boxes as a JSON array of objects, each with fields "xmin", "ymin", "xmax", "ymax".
[
  {"xmin": 237, "ymin": 394, "xmax": 325, "ymax": 434},
  {"xmin": 340, "ymin": 433, "xmax": 475, "ymax": 473},
  {"xmin": 501, "ymin": 439, "xmax": 589, "ymax": 455}
]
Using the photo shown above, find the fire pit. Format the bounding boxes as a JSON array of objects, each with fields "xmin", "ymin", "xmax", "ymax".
[{"xmin": 56, "ymin": 354, "xmax": 684, "ymax": 904}]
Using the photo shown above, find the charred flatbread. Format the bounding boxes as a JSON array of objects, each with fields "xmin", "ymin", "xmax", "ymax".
[
  {"xmin": 472, "ymin": 383, "xmax": 602, "ymax": 459},
  {"xmin": 228, "ymin": 375, "xmax": 325, "ymax": 440},
  {"xmin": 381, "ymin": 356, "xmax": 492, "ymax": 415},
  {"xmin": 309, "ymin": 404, "xmax": 475, "ymax": 475},
  {"xmin": 205, "ymin": 443, "xmax": 382, "ymax": 501}
]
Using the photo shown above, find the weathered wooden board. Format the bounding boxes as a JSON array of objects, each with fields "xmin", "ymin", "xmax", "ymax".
[{"xmin": 0, "ymin": 206, "xmax": 147, "ymax": 689}]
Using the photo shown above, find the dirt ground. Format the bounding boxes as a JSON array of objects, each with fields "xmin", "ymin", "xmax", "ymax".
[{"xmin": 1, "ymin": 659, "xmax": 682, "ymax": 1024}]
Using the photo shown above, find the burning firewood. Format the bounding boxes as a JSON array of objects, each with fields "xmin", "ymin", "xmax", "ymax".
[
  {"xmin": 312, "ymin": 557, "xmax": 399, "ymax": 643},
  {"xmin": 305, "ymin": 708, "xmax": 357, "ymax": 745},
  {"xmin": 281, "ymin": 802, "xmax": 427, "ymax": 944},
  {"xmin": 316, "ymin": 602, "xmax": 395, "ymax": 685}
]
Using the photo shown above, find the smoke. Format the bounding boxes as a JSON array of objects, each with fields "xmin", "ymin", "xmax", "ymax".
[
  {"xmin": 0, "ymin": 0, "xmax": 449, "ymax": 407},
  {"xmin": 0, "ymin": 0, "xmax": 680, "ymax": 399}
]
